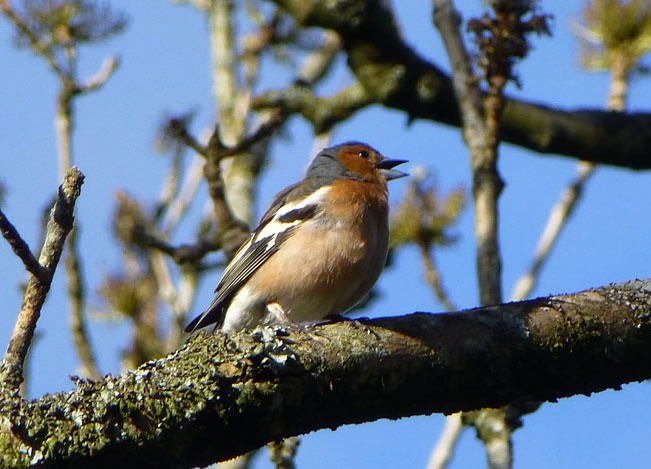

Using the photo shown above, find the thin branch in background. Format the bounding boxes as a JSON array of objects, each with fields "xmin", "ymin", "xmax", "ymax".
[
  {"xmin": 154, "ymin": 138, "xmax": 185, "ymax": 223},
  {"xmin": 203, "ymin": 126, "xmax": 251, "ymax": 260},
  {"xmin": 165, "ymin": 268, "xmax": 200, "ymax": 350},
  {"xmin": 149, "ymin": 250, "xmax": 186, "ymax": 323},
  {"xmin": 0, "ymin": 209, "xmax": 45, "ymax": 279},
  {"xmin": 165, "ymin": 110, "xmax": 285, "ymax": 163},
  {"xmin": 510, "ymin": 161, "xmax": 596, "ymax": 301},
  {"xmin": 390, "ymin": 167, "xmax": 464, "ymax": 314},
  {"xmin": 253, "ymin": 81, "xmax": 372, "ymax": 135},
  {"xmin": 66, "ymin": 227, "xmax": 101, "ymax": 380},
  {"xmin": 79, "ymin": 55, "xmax": 120, "ymax": 93},
  {"xmin": 147, "ymin": 233, "xmax": 223, "ymax": 265},
  {"xmin": 215, "ymin": 109, "xmax": 285, "ymax": 159},
  {"xmin": 296, "ymin": 30, "xmax": 341, "ymax": 85},
  {"xmin": 160, "ymin": 154, "xmax": 206, "ymax": 234},
  {"xmin": 1, "ymin": 167, "xmax": 85, "ymax": 389},
  {"xmin": 417, "ymin": 241, "xmax": 457, "ymax": 312},
  {"xmin": 165, "ymin": 117, "xmax": 209, "ymax": 156},
  {"xmin": 426, "ymin": 413, "xmax": 463, "ymax": 469}
]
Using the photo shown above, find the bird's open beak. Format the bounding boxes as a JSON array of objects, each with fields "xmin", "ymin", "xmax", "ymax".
[{"xmin": 377, "ymin": 158, "xmax": 408, "ymax": 181}]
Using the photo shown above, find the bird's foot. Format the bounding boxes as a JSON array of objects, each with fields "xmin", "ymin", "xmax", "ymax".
[
  {"xmin": 322, "ymin": 314, "xmax": 380, "ymax": 339},
  {"xmin": 265, "ymin": 302, "xmax": 328, "ymax": 343}
]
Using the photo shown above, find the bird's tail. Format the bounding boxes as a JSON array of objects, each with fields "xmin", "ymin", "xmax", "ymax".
[{"xmin": 184, "ymin": 298, "xmax": 225, "ymax": 333}]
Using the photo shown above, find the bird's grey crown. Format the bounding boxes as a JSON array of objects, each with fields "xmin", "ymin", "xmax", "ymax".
[{"xmin": 306, "ymin": 141, "xmax": 369, "ymax": 182}]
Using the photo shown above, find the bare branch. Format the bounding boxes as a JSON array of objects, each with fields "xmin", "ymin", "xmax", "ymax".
[
  {"xmin": 426, "ymin": 413, "xmax": 463, "ymax": 469},
  {"xmin": 66, "ymin": 228, "xmax": 101, "ymax": 380},
  {"xmin": 511, "ymin": 162, "xmax": 596, "ymax": 301},
  {"xmin": 215, "ymin": 109, "xmax": 285, "ymax": 159},
  {"xmin": 1, "ymin": 167, "xmax": 85, "ymax": 389},
  {"xmin": 0, "ymin": 208, "xmax": 45, "ymax": 279},
  {"xmin": 253, "ymin": 82, "xmax": 372, "ymax": 134},
  {"xmin": 159, "ymin": 154, "xmax": 206, "ymax": 234},
  {"xmin": 166, "ymin": 118, "xmax": 209, "ymax": 156},
  {"xmin": 417, "ymin": 241, "xmax": 457, "ymax": 312},
  {"xmin": 79, "ymin": 56, "xmax": 120, "ymax": 93}
]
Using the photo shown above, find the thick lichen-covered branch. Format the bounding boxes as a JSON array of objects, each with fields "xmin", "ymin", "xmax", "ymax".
[
  {"xmin": 1, "ymin": 278, "xmax": 650, "ymax": 469},
  {"xmin": 263, "ymin": 0, "xmax": 651, "ymax": 170}
]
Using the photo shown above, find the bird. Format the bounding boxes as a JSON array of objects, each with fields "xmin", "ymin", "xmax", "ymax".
[{"xmin": 185, "ymin": 141, "xmax": 407, "ymax": 333}]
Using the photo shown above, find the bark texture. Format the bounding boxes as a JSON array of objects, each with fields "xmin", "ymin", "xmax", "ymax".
[{"xmin": 0, "ymin": 278, "xmax": 650, "ymax": 468}]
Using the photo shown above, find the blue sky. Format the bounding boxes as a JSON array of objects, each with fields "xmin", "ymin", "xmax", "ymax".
[{"xmin": 0, "ymin": 1, "xmax": 650, "ymax": 468}]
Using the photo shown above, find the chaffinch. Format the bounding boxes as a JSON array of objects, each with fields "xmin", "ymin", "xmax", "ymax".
[{"xmin": 185, "ymin": 141, "xmax": 407, "ymax": 333}]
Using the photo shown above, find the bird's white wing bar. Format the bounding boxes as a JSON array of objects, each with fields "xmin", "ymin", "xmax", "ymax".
[
  {"xmin": 253, "ymin": 185, "xmax": 330, "ymax": 241},
  {"xmin": 212, "ymin": 185, "xmax": 331, "ymax": 303}
]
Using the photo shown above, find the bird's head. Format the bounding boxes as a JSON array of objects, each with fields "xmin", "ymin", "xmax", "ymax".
[{"xmin": 307, "ymin": 142, "xmax": 408, "ymax": 184}]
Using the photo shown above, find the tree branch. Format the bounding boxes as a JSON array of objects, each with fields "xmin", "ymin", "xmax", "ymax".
[
  {"xmin": 264, "ymin": 0, "xmax": 651, "ymax": 170},
  {"xmin": 253, "ymin": 82, "xmax": 372, "ymax": 134},
  {"xmin": 1, "ymin": 278, "xmax": 650, "ymax": 468},
  {"xmin": 433, "ymin": 0, "xmax": 504, "ymax": 308},
  {"xmin": 1, "ymin": 167, "xmax": 85, "ymax": 389},
  {"xmin": 0, "ymin": 209, "xmax": 45, "ymax": 279}
]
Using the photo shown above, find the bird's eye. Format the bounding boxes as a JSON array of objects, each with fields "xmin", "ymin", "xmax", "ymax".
[{"xmin": 358, "ymin": 150, "xmax": 370, "ymax": 159}]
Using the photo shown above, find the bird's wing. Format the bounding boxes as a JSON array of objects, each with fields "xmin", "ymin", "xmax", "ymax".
[{"xmin": 184, "ymin": 180, "xmax": 330, "ymax": 332}]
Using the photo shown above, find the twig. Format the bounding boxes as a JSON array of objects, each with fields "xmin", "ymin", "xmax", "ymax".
[
  {"xmin": 203, "ymin": 128, "xmax": 251, "ymax": 260},
  {"xmin": 510, "ymin": 161, "xmax": 595, "ymax": 301},
  {"xmin": 166, "ymin": 112, "xmax": 284, "ymax": 162},
  {"xmin": 166, "ymin": 118, "xmax": 208, "ymax": 156},
  {"xmin": 253, "ymin": 82, "xmax": 372, "ymax": 135},
  {"xmin": 0, "ymin": 208, "xmax": 45, "ymax": 278},
  {"xmin": 129, "ymin": 224, "xmax": 222, "ymax": 265},
  {"xmin": 79, "ymin": 56, "xmax": 120, "ymax": 93},
  {"xmin": 296, "ymin": 30, "xmax": 341, "ymax": 85},
  {"xmin": 1, "ymin": 167, "xmax": 85, "ymax": 389},
  {"xmin": 166, "ymin": 268, "xmax": 200, "ymax": 351},
  {"xmin": 66, "ymin": 228, "xmax": 101, "ymax": 380},
  {"xmin": 150, "ymin": 250, "xmax": 186, "ymax": 323},
  {"xmin": 160, "ymin": 153, "xmax": 206, "ymax": 234},
  {"xmin": 426, "ymin": 413, "xmax": 463, "ymax": 469},
  {"xmin": 215, "ymin": 109, "xmax": 285, "ymax": 159},
  {"xmin": 417, "ymin": 241, "xmax": 457, "ymax": 312}
]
